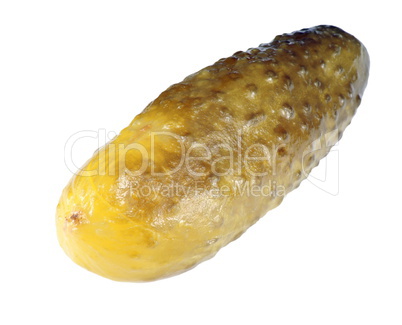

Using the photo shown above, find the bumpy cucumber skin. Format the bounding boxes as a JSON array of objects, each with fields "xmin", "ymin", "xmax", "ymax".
[{"xmin": 56, "ymin": 25, "xmax": 369, "ymax": 281}]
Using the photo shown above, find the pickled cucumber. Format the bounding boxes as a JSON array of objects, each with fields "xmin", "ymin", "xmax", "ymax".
[{"xmin": 56, "ymin": 25, "xmax": 369, "ymax": 281}]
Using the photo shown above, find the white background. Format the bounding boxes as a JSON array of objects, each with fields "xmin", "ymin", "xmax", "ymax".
[{"xmin": 1, "ymin": 1, "xmax": 401, "ymax": 324}]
